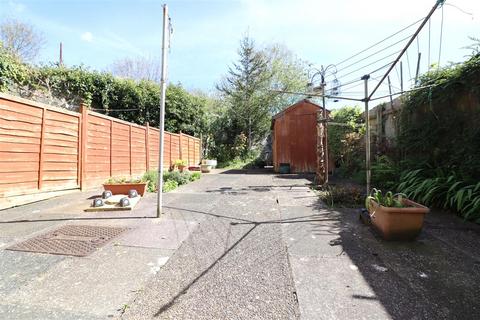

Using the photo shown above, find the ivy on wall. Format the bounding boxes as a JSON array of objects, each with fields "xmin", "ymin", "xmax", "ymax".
[{"xmin": 398, "ymin": 53, "xmax": 480, "ymax": 178}]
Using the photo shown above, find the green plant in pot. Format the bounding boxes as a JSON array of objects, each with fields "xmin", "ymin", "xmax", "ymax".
[
  {"xmin": 173, "ymin": 159, "xmax": 188, "ymax": 172},
  {"xmin": 365, "ymin": 188, "xmax": 429, "ymax": 241}
]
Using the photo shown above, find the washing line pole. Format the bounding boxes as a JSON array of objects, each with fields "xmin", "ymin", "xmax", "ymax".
[
  {"xmin": 368, "ymin": 0, "xmax": 445, "ymax": 100},
  {"xmin": 362, "ymin": 75, "xmax": 371, "ymax": 195},
  {"xmin": 157, "ymin": 4, "xmax": 168, "ymax": 217}
]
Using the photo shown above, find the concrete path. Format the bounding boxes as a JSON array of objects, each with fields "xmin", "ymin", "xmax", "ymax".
[
  {"xmin": 2, "ymin": 170, "xmax": 480, "ymax": 319},
  {"xmin": 0, "ymin": 187, "xmax": 203, "ymax": 319}
]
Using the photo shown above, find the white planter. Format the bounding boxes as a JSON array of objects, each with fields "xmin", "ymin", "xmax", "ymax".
[{"xmin": 202, "ymin": 159, "xmax": 217, "ymax": 168}]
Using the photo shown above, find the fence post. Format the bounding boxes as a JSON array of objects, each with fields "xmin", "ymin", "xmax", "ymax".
[
  {"xmin": 169, "ymin": 133, "xmax": 172, "ymax": 167},
  {"xmin": 129, "ymin": 124, "xmax": 132, "ymax": 176},
  {"xmin": 145, "ymin": 123, "xmax": 150, "ymax": 172},
  {"xmin": 80, "ymin": 103, "xmax": 88, "ymax": 191},
  {"xmin": 110, "ymin": 119, "xmax": 113, "ymax": 177},
  {"xmin": 37, "ymin": 107, "xmax": 46, "ymax": 190},
  {"xmin": 187, "ymin": 137, "xmax": 190, "ymax": 166},
  {"xmin": 199, "ymin": 135, "xmax": 202, "ymax": 164},
  {"xmin": 179, "ymin": 132, "xmax": 183, "ymax": 160}
]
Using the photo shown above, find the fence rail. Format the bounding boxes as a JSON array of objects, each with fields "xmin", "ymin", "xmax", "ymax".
[{"xmin": 0, "ymin": 93, "xmax": 201, "ymax": 203}]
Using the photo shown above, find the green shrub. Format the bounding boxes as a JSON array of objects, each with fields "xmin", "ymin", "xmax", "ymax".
[
  {"xmin": 163, "ymin": 170, "xmax": 191, "ymax": 186},
  {"xmin": 397, "ymin": 169, "xmax": 480, "ymax": 222},
  {"xmin": 142, "ymin": 170, "xmax": 158, "ymax": 192},
  {"xmin": 318, "ymin": 184, "xmax": 364, "ymax": 208},
  {"xmin": 190, "ymin": 172, "xmax": 201, "ymax": 181},
  {"xmin": 163, "ymin": 180, "xmax": 178, "ymax": 192}
]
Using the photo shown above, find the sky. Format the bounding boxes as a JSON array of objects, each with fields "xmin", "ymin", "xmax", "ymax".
[{"xmin": 1, "ymin": 0, "xmax": 479, "ymax": 107}]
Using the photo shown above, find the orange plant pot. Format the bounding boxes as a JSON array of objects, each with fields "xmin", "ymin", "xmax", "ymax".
[
  {"xmin": 103, "ymin": 183, "xmax": 147, "ymax": 196},
  {"xmin": 367, "ymin": 198, "xmax": 429, "ymax": 240}
]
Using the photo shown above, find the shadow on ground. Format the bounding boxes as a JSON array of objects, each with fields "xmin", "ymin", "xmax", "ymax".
[{"xmin": 301, "ymin": 183, "xmax": 480, "ymax": 319}]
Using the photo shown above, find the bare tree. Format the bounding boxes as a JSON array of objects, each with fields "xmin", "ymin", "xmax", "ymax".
[
  {"xmin": 0, "ymin": 19, "xmax": 45, "ymax": 61},
  {"xmin": 110, "ymin": 56, "xmax": 161, "ymax": 82}
]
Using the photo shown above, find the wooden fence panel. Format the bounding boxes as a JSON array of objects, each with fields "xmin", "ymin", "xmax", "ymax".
[
  {"xmin": 41, "ymin": 109, "xmax": 80, "ymax": 191},
  {"xmin": 131, "ymin": 126, "xmax": 147, "ymax": 175},
  {"xmin": 0, "ymin": 93, "xmax": 202, "ymax": 207},
  {"xmin": 85, "ymin": 114, "xmax": 111, "ymax": 188},
  {"xmin": 0, "ymin": 98, "xmax": 43, "ymax": 197}
]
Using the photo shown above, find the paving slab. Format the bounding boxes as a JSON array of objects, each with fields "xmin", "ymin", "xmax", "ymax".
[
  {"xmin": 117, "ymin": 219, "xmax": 198, "ymax": 250},
  {"xmin": 4, "ymin": 245, "xmax": 174, "ymax": 318}
]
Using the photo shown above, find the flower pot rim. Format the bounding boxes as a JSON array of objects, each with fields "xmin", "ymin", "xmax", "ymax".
[
  {"xmin": 368, "ymin": 198, "xmax": 429, "ymax": 214},
  {"xmin": 103, "ymin": 182, "xmax": 147, "ymax": 186}
]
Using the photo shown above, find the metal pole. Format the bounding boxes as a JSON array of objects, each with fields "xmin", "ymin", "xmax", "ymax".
[
  {"xmin": 400, "ymin": 61, "xmax": 403, "ymax": 93},
  {"xmin": 387, "ymin": 76, "xmax": 394, "ymax": 109},
  {"xmin": 362, "ymin": 74, "xmax": 371, "ymax": 195},
  {"xmin": 157, "ymin": 4, "xmax": 168, "ymax": 217},
  {"xmin": 368, "ymin": 0, "xmax": 445, "ymax": 100},
  {"xmin": 415, "ymin": 52, "xmax": 422, "ymax": 85},
  {"xmin": 321, "ymin": 73, "xmax": 328, "ymax": 185}
]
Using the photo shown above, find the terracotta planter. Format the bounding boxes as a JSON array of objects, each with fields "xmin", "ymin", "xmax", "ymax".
[
  {"xmin": 178, "ymin": 165, "xmax": 187, "ymax": 172},
  {"xmin": 367, "ymin": 198, "xmax": 429, "ymax": 240},
  {"xmin": 103, "ymin": 183, "xmax": 147, "ymax": 196}
]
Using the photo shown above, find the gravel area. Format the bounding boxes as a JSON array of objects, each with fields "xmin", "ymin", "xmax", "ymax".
[{"xmin": 122, "ymin": 173, "xmax": 300, "ymax": 320}]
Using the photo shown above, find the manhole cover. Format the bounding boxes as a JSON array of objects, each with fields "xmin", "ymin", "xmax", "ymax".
[{"xmin": 7, "ymin": 225, "xmax": 129, "ymax": 257}]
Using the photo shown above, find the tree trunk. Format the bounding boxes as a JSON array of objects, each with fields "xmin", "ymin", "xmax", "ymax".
[{"xmin": 248, "ymin": 118, "xmax": 253, "ymax": 151}]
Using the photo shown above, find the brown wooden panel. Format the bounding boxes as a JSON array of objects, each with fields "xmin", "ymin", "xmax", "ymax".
[
  {"xmin": 42, "ymin": 162, "xmax": 77, "ymax": 171},
  {"xmin": 0, "ymin": 171, "xmax": 39, "ymax": 183},
  {"xmin": 41, "ymin": 179, "xmax": 78, "ymax": 189},
  {"xmin": 0, "ymin": 118, "xmax": 41, "ymax": 133},
  {"xmin": 44, "ymin": 138, "xmax": 78, "ymax": 149},
  {"xmin": 0, "ymin": 101, "xmax": 43, "ymax": 118},
  {"xmin": 0, "ymin": 127, "xmax": 40, "ymax": 138},
  {"xmin": 43, "ymin": 153, "xmax": 78, "ymax": 163},
  {"xmin": 87, "ymin": 123, "xmax": 110, "ymax": 134},
  {"xmin": 86, "ymin": 155, "xmax": 110, "ymax": 163},
  {"xmin": 44, "ymin": 124, "xmax": 78, "ymax": 137},
  {"xmin": 43, "ymin": 145, "xmax": 77, "ymax": 155},
  {"xmin": 45, "ymin": 110, "xmax": 79, "ymax": 124},
  {"xmin": 42, "ymin": 170, "xmax": 77, "ymax": 180},
  {"xmin": 0, "ymin": 161, "xmax": 39, "ymax": 173},
  {"xmin": 88, "ymin": 115, "xmax": 111, "ymax": 127},
  {"xmin": 0, "ymin": 151, "xmax": 39, "ymax": 162},
  {"xmin": 0, "ymin": 134, "xmax": 40, "ymax": 145},
  {"xmin": 85, "ymin": 163, "xmax": 110, "ymax": 172},
  {"xmin": 0, "ymin": 181, "xmax": 38, "ymax": 196},
  {"xmin": 86, "ymin": 149, "xmax": 109, "ymax": 157},
  {"xmin": 88, "ymin": 135, "xmax": 110, "ymax": 145},
  {"xmin": 0, "ymin": 106, "xmax": 43, "ymax": 124},
  {"xmin": 87, "ymin": 143, "xmax": 110, "ymax": 150},
  {"xmin": 45, "ymin": 118, "xmax": 79, "ymax": 131},
  {"xmin": 43, "ymin": 132, "xmax": 77, "ymax": 142},
  {"xmin": 0, "ymin": 142, "xmax": 40, "ymax": 153}
]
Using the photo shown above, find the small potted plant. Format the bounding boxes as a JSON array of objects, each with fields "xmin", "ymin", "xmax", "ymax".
[
  {"xmin": 174, "ymin": 159, "xmax": 188, "ymax": 172},
  {"xmin": 365, "ymin": 189, "xmax": 429, "ymax": 240},
  {"xmin": 103, "ymin": 176, "xmax": 148, "ymax": 196}
]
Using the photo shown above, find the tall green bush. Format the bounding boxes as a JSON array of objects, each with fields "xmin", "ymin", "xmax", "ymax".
[{"xmin": 0, "ymin": 51, "xmax": 208, "ymax": 136}]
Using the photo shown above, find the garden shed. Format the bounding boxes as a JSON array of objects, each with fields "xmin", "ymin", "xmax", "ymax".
[{"xmin": 271, "ymin": 99, "xmax": 332, "ymax": 173}]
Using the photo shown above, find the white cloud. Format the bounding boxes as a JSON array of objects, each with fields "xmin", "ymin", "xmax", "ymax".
[
  {"xmin": 81, "ymin": 32, "xmax": 93, "ymax": 42},
  {"xmin": 8, "ymin": 0, "xmax": 25, "ymax": 13}
]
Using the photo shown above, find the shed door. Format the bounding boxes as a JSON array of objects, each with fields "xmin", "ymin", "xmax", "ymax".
[{"xmin": 290, "ymin": 113, "xmax": 317, "ymax": 173}]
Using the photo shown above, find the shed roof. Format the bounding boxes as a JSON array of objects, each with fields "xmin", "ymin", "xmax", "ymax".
[{"xmin": 272, "ymin": 99, "xmax": 330, "ymax": 120}]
